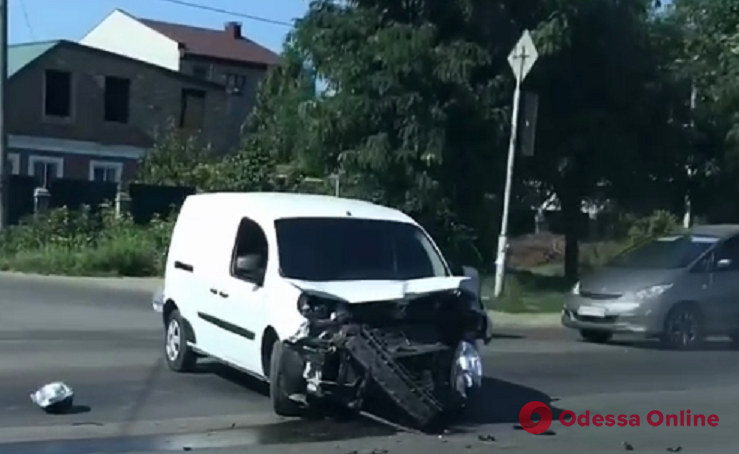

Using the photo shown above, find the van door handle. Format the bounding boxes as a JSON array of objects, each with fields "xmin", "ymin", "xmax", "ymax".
[
  {"xmin": 209, "ymin": 288, "xmax": 217, "ymax": 295},
  {"xmin": 218, "ymin": 291, "xmax": 229, "ymax": 298}
]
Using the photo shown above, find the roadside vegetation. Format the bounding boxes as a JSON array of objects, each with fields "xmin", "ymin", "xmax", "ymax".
[
  {"xmin": 0, "ymin": 203, "xmax": 681, "ymax": 316},
  {"xmin": 488, "ymin": 211, "xmax": 682, "ymax": 313},
  {"xmin": 0, "ymin": 206, "xmax": 174, "ymax": 277}
]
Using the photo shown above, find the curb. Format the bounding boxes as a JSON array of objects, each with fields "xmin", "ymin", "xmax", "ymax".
[{"xmin": 0, "ymin": 271, "xmax": 163, "ymax": 292}]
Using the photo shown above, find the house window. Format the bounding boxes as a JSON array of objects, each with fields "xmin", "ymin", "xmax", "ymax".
[
  {"xmin": 44, "ymin": 70, "xmax": 72, "ymax": 118},
  {"xmin": 28, "ymin": 155, "xmax": 63, "ymax": 187},
  {"xmin": 179, "ymin": 89, "xmax": 206, "ymax": 130},
  {"xmin": 6, "ymin": 153, "xmax": 19, "ymax": 175},
  {"xmin": 104, "ymin": 76, "xmax": 130, "ymax": 123},
  {"xmin": 192, "ymin": 65, "xmax": 209, "ymax": 79},
  {"xmin": 225, "ymin": 73, "xmax": 246, "ymax": 95},
  {"xmin": 89, "ymin": 160, "xmax": 123, "ymax": 183}
]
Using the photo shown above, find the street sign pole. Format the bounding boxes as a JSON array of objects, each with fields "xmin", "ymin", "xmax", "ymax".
[
  {"xmin": 0, "ymin": 0, "xmax": 7, "ymax": 230},
  {"xmin": 494, "ymin": 30, "xmax": 538, "ymax": 299}
]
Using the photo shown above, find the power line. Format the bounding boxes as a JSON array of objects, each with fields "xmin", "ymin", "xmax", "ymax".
[
  {"xmin": 17, "ymin": 0, "xmax": 34, "ymax": 39},
  {"xmin": 155, "ymin": 0, "xmax": 293, "ymax": 27}
]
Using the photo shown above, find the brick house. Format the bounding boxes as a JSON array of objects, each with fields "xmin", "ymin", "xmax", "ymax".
[
  {"xmin": 80, "ymin": 9, "xmax": 280, "ymax": 148},
  {"xmin": 6, "ymin": 40, "xmax": 230, "ymax": 186}
]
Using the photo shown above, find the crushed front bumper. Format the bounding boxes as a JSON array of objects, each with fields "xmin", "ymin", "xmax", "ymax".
[{"xmin": 285, "ymin": 324, "xmax": 482, "ymax": 430}]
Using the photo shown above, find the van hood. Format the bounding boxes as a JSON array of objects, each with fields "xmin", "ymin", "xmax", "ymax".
[
  {"xmin": 580, "ymin": 267, "xmax": 679, "ymax": 295},
  {"xmin": 286, "ymin": 276, "xmax": 470, "ymax": 304}
]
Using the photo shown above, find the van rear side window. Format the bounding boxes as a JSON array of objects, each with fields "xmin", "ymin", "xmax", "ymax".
[{"xmin": 230, "ymin": 217, "xmax": 269, "ymax": 285}]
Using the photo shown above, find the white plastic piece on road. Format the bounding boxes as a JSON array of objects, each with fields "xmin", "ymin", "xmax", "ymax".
[{"xmin": 30, "ymin": 381, "xmax": 74, "ymax": 412}]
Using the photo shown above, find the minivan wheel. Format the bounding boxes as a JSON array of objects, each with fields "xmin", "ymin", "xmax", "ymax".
[
  {"xmin": 269, "ymin": 341, "xmax": 305, "ymax": 417},
  {"xmin": 580, "ymin": 329, "xmax": 612, "ymax": 344},
  {"xmin": 661, "ymin": 304, "xmax": 703, "ymax": 350},
  {"xmin": 164, "ymin": 310, "xmax": 197, "ymax": 372}
]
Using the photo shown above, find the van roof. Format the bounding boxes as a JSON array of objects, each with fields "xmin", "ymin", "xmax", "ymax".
[{"xmin": 185, "ymin": 192, "xmax": 416, "ymax": 224}]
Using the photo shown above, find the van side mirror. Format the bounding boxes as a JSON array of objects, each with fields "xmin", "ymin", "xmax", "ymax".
[{"xmin": 234, "ymin": 254, "xmax": 264, "ymax": 284}]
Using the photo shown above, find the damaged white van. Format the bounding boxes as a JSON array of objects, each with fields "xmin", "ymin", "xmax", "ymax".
[{"xmin": 153, "ymin": 192, "xmax": 493, "ymax": 429}]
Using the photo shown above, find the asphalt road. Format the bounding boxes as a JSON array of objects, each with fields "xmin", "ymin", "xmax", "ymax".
[{"xmin": 0, "ymin": 273, "xmax": 738, "ymax": 454}]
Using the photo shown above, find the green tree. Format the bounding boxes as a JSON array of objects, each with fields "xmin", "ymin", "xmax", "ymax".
[
  {"xmin": 519, "ymin": 0, "xmax": 682, "ymax": 278},
  {"xmin": 137, "ymin": 120, "xmax": 221, "ymax": 190},
  {"xmin": 664, "ymin": 0, "xmax": 739, "ymax": 222},
  {"xmin": 268, "ymin": 0, "xmax": 520, "ymax": 263}
]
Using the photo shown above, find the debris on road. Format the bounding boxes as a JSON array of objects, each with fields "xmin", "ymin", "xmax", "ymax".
[
  {"xmin": 477, "ymin": 434, "xmax": 496, "ymax": 442},
  {"xmin": 666, "ymin": 447, "xmax": 682, "ymax": 452},
  {"xmin": 623, "ymin": 441, "xmax": 634, "ymax": 450},
  {"xmin": 30, "ymin": 382, "xmax": 74, "ymax": 413}
]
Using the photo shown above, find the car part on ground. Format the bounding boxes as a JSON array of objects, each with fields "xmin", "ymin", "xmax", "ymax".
[
  {"xmin": 283, "ymin": 288, "xmax": 488, "ymax": 431},
  {"xmin": 30, "ymin": 382, "xmax": 74, "ymax": 413}
]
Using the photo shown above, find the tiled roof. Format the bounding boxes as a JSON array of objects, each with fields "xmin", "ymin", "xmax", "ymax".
[
  {"xmin": 139, "ymin": 18, "xmax": 280, "ymax": 67},
  {"xmin": 8, "ymin": 41, "xmax": 59, "ymax": 77}
]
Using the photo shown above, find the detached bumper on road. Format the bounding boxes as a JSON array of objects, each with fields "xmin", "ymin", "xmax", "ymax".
[{"xmin": 561, "ymin": 295, "xmax": 663, "ymax": 336}]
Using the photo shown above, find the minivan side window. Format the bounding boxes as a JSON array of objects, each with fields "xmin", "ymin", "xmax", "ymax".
[
  {"xmin": 230, "ymin": 217, "xmax": 269, "ymax": 285},
  {"xmin": 713, "ymin": 236, "xmax": 739, "ymax": 272}
]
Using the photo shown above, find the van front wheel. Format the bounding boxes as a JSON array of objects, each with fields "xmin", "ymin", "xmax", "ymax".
[{"xmin": 269, "ymin": 341, "xmax": 305, "ymax": 417}]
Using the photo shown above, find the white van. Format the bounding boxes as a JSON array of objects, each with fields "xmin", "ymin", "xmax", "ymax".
[{"xmin": 153, "ymin": 192, "xmax": 492, "ymax": 429}]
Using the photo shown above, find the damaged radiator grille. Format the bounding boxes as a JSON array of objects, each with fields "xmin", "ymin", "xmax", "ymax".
[{"xmin": 343, "ymin": 326, "xmax": 444, "ymax": 428}]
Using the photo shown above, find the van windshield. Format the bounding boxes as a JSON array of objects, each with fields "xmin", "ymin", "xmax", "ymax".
[
  {"xmin": 274, "ymin": 217, "xmax": 448, "ymax": 281},
  {"xmin": 608, "ymin": 234, "xmax": 718, "ymax": 269}
]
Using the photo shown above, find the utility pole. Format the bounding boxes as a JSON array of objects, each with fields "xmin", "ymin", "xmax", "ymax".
[
  {"xmin": 683, "ymin": 83, "xmax": 697, "ymax": 229},
  {"xmin": 0, "ymin": 0, "xmax": 7, "ymax": 230},
  {"xmin": 493, "ymin": 30, "xmax": 538, "ymax": 299}
]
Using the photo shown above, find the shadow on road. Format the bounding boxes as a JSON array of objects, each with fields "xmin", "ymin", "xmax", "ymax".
[
  {"xmin": 463, "ymin": 377, "xmax": 566, "ymax": 427},
  {"xmin": 490, "ymin": 332, "xmax": 525, "ymax": 340},
  {"xmin": 202, "ymin": 362, "xmax": 270, "ymax": 395},
  {"xmin": 197, "ymin": 357, "xmax": 566, "ymax": 433}
]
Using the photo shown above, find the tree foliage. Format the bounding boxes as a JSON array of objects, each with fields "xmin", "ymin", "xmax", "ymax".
[{"xmin": 141, "ymin": 0, "xmax": 739, "ymax": 276}]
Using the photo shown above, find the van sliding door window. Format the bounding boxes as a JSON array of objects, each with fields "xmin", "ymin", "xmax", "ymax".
[{"xmin": 231, "ymin": 217, "xmax": 269, "ymax": 285}]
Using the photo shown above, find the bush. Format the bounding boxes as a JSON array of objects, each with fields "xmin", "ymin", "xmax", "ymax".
[
  {"xmin": 0, "ymin": 206, "xmax": 174, "ymax": 276},
  {"xmin": 626, "ymin": 210, "xmax": 682, "ymax": 244}
]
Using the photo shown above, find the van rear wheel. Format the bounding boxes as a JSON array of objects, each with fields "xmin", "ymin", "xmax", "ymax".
[{"xmin": 164, "ymin": 310, "xmax": 197, "ymax": 372}]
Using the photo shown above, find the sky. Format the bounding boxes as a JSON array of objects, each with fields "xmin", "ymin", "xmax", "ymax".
[{"xmin": 8, "ymin": 0, "xmax": 307, "ymax": 53}]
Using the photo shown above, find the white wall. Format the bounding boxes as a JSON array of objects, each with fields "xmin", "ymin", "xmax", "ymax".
[{"xmin": 80, "ymin": 9, "xmax": 181, "ymax": 71}]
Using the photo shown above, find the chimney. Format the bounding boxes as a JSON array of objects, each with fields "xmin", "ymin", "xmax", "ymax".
[{"xmin": 224, "ymin": 21, "xmax": 242, "ymax": 39}]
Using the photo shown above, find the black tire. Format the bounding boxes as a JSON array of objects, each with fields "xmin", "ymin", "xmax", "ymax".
[
  {"xmin": 269, "ymin": 340, "xmax": 305, "ymax": 417},
  {"xmin": 661, "ymin": 304, "xmax": 704, "ymax": 350},
  {"xmin": 164, "ymin": 309, "xmax": 197, "ymax": 372},
  {"xmin": 580, "ymin": 329, "xmax": 613, "ymax": 344}
]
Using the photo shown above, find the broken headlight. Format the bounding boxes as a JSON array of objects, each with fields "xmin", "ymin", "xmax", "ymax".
[{"xmin": 297, "ymin": 293, "xmax": 339, "ymax": 320}]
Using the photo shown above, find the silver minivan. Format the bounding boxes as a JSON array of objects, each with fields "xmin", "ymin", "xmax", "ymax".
[{"xmin": 562, "ymin": 225, "xmax": 739, "ymax": 349}]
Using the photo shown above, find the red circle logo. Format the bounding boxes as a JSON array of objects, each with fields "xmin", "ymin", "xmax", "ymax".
[{"xmin": 519, "ymin": 401, "xmax": 553, "ymax": 434}]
